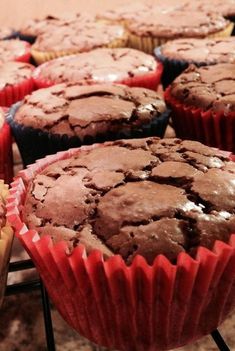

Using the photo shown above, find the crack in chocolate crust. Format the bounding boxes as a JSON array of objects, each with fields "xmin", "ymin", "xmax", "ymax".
[
  {"xmin": 161, "ymin": 38, "xmax": 235, "ymax": 65},
  {"xmin": 170, "ymin": 63, "xmax": 235, "ymax": 112},
  {"xmin": 0, "ymin": 62, "xmax": 33, "ymax": 89},
  {"xmin": 36, "ymin": 48, "xmax": 157, "ymax": 85},
  {"xmin": 22, "ymin": 137, "xmax": 235, "ymax": 264},
  {"xmin": 14, "ymin": 84, "xmax": 166, "ymax": 139}
]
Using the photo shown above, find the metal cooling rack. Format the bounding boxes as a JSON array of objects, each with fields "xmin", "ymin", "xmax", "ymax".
[{"xmin": 5, "ymin": 259, "xmax": 231, "ymax": 351}]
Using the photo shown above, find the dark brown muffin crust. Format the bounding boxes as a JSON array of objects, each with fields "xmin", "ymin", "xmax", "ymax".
[
  {"xmin": 169, "ymin": 63, "xmax": 235, "ymax": 112},
  {"xmin": 0, "ymin": 40, "xmax": 29, "ymax": 63},
  {"xmin": 161, "ymin": 37, "xmax": 235, "ymax": 64},
  {"xmin": 36, "ymin": 48, "xmax": 157, "ymax": 85},
  {"xmin": 0, "ymin": 62, "xmax": 34, "ymax": 90},
  {"xmin": 23, "ymin": 138, "xmax": 235, "ymax": 264},
  {"xmin": 14, "ymin": 84, "xmax": 166, "ymax": 139},
  {"xmin": 126, "ymin": 10, "xmax": 230, "ymax": 38}
]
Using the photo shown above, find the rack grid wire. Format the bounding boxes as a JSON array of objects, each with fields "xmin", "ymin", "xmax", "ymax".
[{"xmin": 5, "ymin": 259, "xmax": 231, "ymax": 351}]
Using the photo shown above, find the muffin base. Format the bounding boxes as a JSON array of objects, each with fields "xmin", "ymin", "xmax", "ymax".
[
  {"xmin": 0, "ymin": 121, "xmax": 13, "ymax": 184},
  {"xmin": 0, "ymin": 77, "xmax": 35, "ymax": 107},
  {"xmin": 165, "ymin": 87, "xmax": 235, "ymax": 152},
  {"xmin": 33, "ymin": 61, "xmax": 163, "ymax": 91},
  {"xmin": 31, "ymin": 36, "xmax": 128, "ymax": 65},
  {"xmin": 0, "ymin": 182, "xmax": 13, "ymax": 308},
  {"xmin": 128, "ymin": 22, "xmax": 234, "ymax": 54},
  {"xmin": 7, "ymin": 145, "xmax": 235, "ymax": 351},
  {"xmin": 7, "ymin": 101, "xmax": 170, "ymax": 166}
]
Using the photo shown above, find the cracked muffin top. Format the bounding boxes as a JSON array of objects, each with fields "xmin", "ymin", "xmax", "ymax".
[
  {"xmin": 32, "ymin": 21, "xmax": 127, "ymax": 52},
  {"xmin": 14, "ymin": 84, "xmax": 166, "ymax": 139},
  {"xmin": 22, "ymin": 137, "xmax": 235, "ymax": 264},
  {"xmin": 160, "ymin": 37, "xmax": 235, "ymax": 64},
  {"xmin": 0, "ymin": 40, "xmax": 30, "ymax": 63},
  {"xmin": 0, "ymin": 62, "xmax": 34, "ymax": 90},
  {"xmin": 125, "ymin": 10, "xmax": 230, "ymax": 38},
  {"xmin": 34, "ymin": 48, "xmax": 157, "ymax": 85},
  {"xmin": 169, "ymin": 63, "xmax": 235, "ymax": 112},
  {"xmin": 182, "ymin": 0, "xmax": 235, "ymax": 18},
  {"xmin": 20, "ymin": 13, "xmax": 94, "ymax": 38}
]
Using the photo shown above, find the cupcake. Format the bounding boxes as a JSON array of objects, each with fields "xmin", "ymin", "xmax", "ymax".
[
  {"xmin": 7, "ymin": 83, "xmax": 169, "ymax": 166},
  {"xmin": 155, "ymin": 37, "xmax": 235, "ymax": 87},
  {"xmin": 0, "ymin": 181, "xmax": 13, "ymax": 308},
  {"xmin": 33, "ymin": 48, "xmax": 163, "ymax": 91},
  {"xmin": 18, "ymin": 14, "xmax": 78, "ymax": 44},
  {"xmin": 165, "ymin": 63, "xmax": 235, "ymax": 152},
  {"xmin": 126, "ymin": 10, "xmax": 233, "ymax": 54},
  {"xmin": 31, "ymin": 21, "xmax": 128, "ymax": 65},
  {"xmin": 182, "ymin": 0, "xmax": 235, "ymax": 29},
  {"xmin": 7, "ymin": 137, "xmax": 235, "ymax": 351},
  {"xmin": 0, "ymin": 40, "xmax": 31, "ymax": 64},
  {"xmin": 0, "ymin": 62, "xmax": 35, "ymax": 107},
  {"xmin": 0, "ymin": 108, "xmax": 13, "ymax": 183}
]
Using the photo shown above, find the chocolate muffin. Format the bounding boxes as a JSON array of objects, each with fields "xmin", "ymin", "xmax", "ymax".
[
  {"xmin": 22, "ymin": 137, "xmax": 235, "ymax": 265},
  {"xmin": 0, "ymin": 62, "xmax": 35, "ymax": 107},
  {"xmin": 19, "ymin": 13, "xmax": 92, "ymax": 43},
  {"xmin": 8, "ymin": 84, "xmax": 169, "ymax": 165},
  {"xmin": 0, "ymin": 39, "xmax": 30, "ymax": 64},
  {"xmin": 126, "ymin": 9, "xmax": 233, "ymax": 54},
  {"xmin": 155, "ymin": 37, "xmax": 235, "ymax": 87},
  {"xmin": 33, "ymin": 48, "xmax": 162, "ymax": 91},
  {"xmin": 165, "ymin": 63, "xmax": 235, "ymax": 151},
  {"xmin": 31, "ymin": 21, "xmax": 127, "ymax": 64}
]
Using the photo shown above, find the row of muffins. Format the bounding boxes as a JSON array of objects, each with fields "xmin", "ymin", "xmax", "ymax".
[{"xmin": 1, "ymin": 2, "xmax": 235, "ymax": 351}]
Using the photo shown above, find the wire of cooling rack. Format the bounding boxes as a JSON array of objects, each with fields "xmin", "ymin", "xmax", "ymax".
[{"xmin": 5, "ymin": 259, "xmax": 231, "ymax": 351}]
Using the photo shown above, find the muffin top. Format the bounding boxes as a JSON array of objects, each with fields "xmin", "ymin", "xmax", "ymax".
[
  {"xmin": 20, "ymin": 13, "xmax": 93, "ymax": 37},
  {"xmin": 126, "ymin": 10, "xmax": 230, "ymax": 38},
  {"xmin": 14, "ymin": 84, "xmax": 166, "ymax": 138},
  {"xmin": 98, "ymin": 1, "xmax": 185, "ymax": 22},
  {"xmin": 160, "ymin": 37, "xmax": 235, "ymax": 64},
  {"xmin": 32, "ymin": 21, "xmax": 127, "ymax": 52},
  {"xmin": 23, "ymin": 137, "xmax": 235, "ymax": 264},
  {"xmin": 182, "ymin": 0, "xmax": 235, "ymax": 18},
  {"xmin": 0, "ymin": 62, "xmax": 34, "ymax": 90},
  {"xmin": 34, "ymin": 48, "xmax": 157, "ymax": 85},
  {"xmin": 0, "ymin": 40, "xmax": 29, "ymax": 63},
  {"xmin": 170, "ymin": 63, "xmax": 235, "ymax": 112},
  {"xmin": 0, "ymin": 181, "xmax": 8, "ymax": 231}
]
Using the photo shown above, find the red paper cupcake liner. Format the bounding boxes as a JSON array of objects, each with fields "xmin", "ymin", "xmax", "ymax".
[
  {"xmin": 33, "ymin": 61, "xmax": 163, "ymax": 91},
  {"xmin": 0, "ymin": 117, "xmax": 13, "ymax": 184},
  {"xmin": 6, "ymin": 145, "xmax": 235, "ymax": 351},
  {"xmin": 0, "ymin": 77, "xmax": 35, "ymax": 107},
  {"xmin": 165, "ymin": 88, "xmax": 235, "ymax": 152}
]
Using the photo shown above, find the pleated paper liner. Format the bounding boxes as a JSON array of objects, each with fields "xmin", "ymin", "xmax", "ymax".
[
  {"xmin": 32, "ymin": 58, "xmax": 163, "ymax": 91},
  {"xmin": 154, "ymin": 47, "xmax": 208, "ymax": 89},
  {"xmin": 7, "ymin": 101, "xmax": 170, "ymax": 166},
  {"xmin": 0, "ymin": 181, "xmax": 13, "ymax": 308},
  {"xmin": 0, "ymin": 77, "xmax": 35, "ymax": 108},
  {"xmin": 6, "ymin": 145, "xmax": 235, "ymax": 351},
  {"xmin": 165, "ymin": 88, "xmax": 235, "ymax": 152},
  {"xmin": 127, "ymin": 22, "xmax": 234, "ymax": 55},
  {"xmin": 31, "ymin": 35, "xmax": 128, "ymax": 65},
  {"xmin": 0, "ymin": 121, "xmax": 13, "ymax": 184}
]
